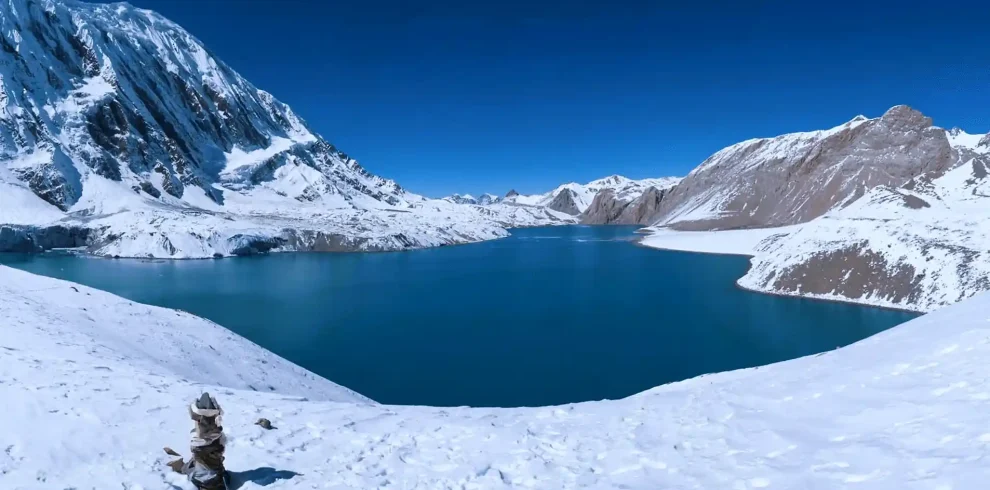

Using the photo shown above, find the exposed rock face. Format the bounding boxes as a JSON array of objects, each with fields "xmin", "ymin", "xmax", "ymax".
[
  {"xmin": 546, "ymin": 188, "xmax": 581, "ymax": 215},
  {"xmin": 619, "ymin": 186, "xmax": 671, "ymax": 224},
  {"xmin": 581, "ymin": 185, "xmax": 673, "ymax": 225},
  {"xmin": 581, "ymin": 189, "xmax": 626, "ymax": 224},
  {"xmin": 652, "ymin": 106, "xmax": 957, "ymax": 231},
  {"xmin": 505, "ymin": 175, "xmax": 682, "ymax": 218},
  {"xmin": 0, "ymin": 225, "xmax": 91, "ymax": 253}
]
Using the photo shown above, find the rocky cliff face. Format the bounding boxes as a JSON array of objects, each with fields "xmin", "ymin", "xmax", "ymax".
[
  {"xmin": 503, "ymin": 175, "xmax": 681, "ymax": 217},
  {"xmin": 546, "ymin": 188, "xmax": 581, "ymax": 215},
  {"xmin": 581, "ymin": 185, "xmax": 674, "ymax": 225},
  {"xmin": 0, "ymin": 0, "xmax": 565, "ymax": 257},
  {"xmin": 652, "ymin": 106, "xmax": 956, "ymax": 231}
]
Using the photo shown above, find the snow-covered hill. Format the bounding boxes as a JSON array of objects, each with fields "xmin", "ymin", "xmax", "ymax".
[
  {"xmin": 0, "ymin": 0, "xmax": 563, "ymax": 258},
  {"xmin": 503, "ymin": 175, "xmax": 681, "ymax": 216},
  {"xmin": 6, "ymin": 264, "xmax": 990, "ymax": 488},
  {"xmin": 642, "ymin": 107, "xmax": 990, "ymax": 312}
]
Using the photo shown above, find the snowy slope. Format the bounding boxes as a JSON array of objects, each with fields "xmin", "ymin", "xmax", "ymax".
[
  {"xmin": 0, "ymin": 0, "xmax": 563, "ymax": 258},
  {"xmin": 6, "ymin": 265, "xmax": 990, "ymax": 488},
  {"xmin": 503, "ymin": 175, "xmax": 681, "ymax": 215}
]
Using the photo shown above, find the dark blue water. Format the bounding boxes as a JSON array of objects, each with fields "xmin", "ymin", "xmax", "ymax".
[{"xmin": 0, "ymin": 226, "xmax": 917, "ymax": 407}]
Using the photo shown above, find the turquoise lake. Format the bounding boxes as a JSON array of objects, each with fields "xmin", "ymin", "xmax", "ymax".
[{"xmin": 0, "ymin": 226, "xmax": 918, "ymax": 407}]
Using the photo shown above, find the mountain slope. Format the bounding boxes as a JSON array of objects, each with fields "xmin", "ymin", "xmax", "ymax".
[
  {"xmin": 642, "ymin": 108, "xmax": 990, "ymax": 312},
  {"xmin": 652, "ymin": 106, "xmax": 956, "ymax": 230},
  {"xmin": 6, "ymin": 265, "xmax": 990, "ymax": 488},
  {"xmin": 0, "ymin": 0, "xmax": 559, "ymax": 257}
]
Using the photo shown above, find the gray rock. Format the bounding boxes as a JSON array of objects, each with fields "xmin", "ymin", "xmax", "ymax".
[
  {"xmin": 581, "ymin": 186, "xmax": 673, "ymax": 225},
  {"xmin": 546, "ymin": 188, "xmax": 581, "ymax": 215},
  {"xmin": 0, "ymin": 225, "xmax": 91, "ymax": 252},
  {"xmin": 580, "ymin": 189, "xmax": 627, "ymax": 224},
  {"xmin": 652, "ymin": 105, "xmax": 955, "ymax": 230}
]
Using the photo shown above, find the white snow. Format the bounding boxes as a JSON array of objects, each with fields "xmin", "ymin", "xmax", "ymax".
[
  {"xmin": 0, "ymin": 180, "xmax": 65, "ymax": 224},
  {"xmin": 946, "ymin": 128, "xmax": 990, "ymax": 154},
  {"xmin": 5, "ymin": 265, "xmax": 990, "ymax": 489},
  {"xmin": 221, "ymin": 136, "xmax": 317, "ymax": 176},
  {"xmin": 639, "ymin": 226, "xmax": 797, "ymax": 256}
]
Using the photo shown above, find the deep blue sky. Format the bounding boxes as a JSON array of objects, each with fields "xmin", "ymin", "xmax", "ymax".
[{"xmin": 95, "ymin": 0, "xmax": 988, "ymax": 197}]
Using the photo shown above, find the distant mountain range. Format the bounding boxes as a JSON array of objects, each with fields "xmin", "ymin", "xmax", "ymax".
[
  {"xmin": 1, "ymin": 1, "xmax": 989, "ymax": 312},
  {"xmin": 443, "ymin": 175, "xmax": 682, "ymax": 225},
  {"xmin": 441, "ymin": 193, "xmax": 502, "ymax": 205}
]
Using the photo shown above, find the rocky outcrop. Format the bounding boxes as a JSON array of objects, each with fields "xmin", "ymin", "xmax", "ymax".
[
  {"xmin": 503, "ymin": 176, "xmax": 681, "ymax": 215},
  {"xmin": 581, "ymin": 189, "xmax": 626, "ymax": 224},
  {"xmin": 581, "ymin": 185, "xmax": 674, "ymax": 225},
  {"xmin": 546, "ymin": 188, "xmax": 581, "ymax": 215},
  {"xmin": 0, "ymin": 225, "xmax": 92, "ymax": 253},
  {"xmin": 652, "ymin": 106, "xmax": 957, "ymax": 231}
]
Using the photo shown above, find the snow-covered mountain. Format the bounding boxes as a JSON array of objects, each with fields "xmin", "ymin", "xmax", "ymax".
[
  {"xmin": 476, "ymin": 192, "xmax": 501, "ymax": 205},
  {"xmin": 642, "ymin": 106, "xmax": 990, "ymax": 312},
  {"xmin": 0, "ymin": 0, "xmax": 562, "ymax": 258},
  {"xmin": 503, "ymin": 175, "xmax": 681, "ymax": 216},
  {"xmin": 7, "ymin": 263, "xmax": 990, "ymax": 488},
  {"xmin": 441, "ymin": 193, "xmax": 478, "ymax": 204},
  {"xmin": 441, "ymin": 193, "xmax": 503, "ymax": 206}
]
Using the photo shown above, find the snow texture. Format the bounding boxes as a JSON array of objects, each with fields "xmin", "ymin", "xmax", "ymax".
[{"xmin": 5, "ymin": 264, "xmax": 990, "ymax": 489}]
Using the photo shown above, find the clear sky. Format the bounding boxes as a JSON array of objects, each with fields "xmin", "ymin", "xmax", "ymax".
[{"xmin": 92, "ymin": 0, "xmax": 989, "ymax": 197}]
